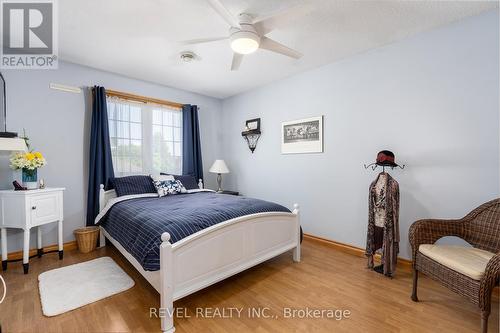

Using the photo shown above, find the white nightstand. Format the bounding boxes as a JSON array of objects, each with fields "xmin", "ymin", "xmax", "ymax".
[{"xmin": 0, "ymin": 188, "xmax": 65, "ymax": 274}]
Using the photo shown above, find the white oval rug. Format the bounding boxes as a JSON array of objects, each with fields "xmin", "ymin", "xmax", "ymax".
[{"xmin": 38, "ymin": 256, "xmax": 135, "ymax": 316}]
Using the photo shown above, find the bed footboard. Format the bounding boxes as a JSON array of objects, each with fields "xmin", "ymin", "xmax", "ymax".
[{"xmin": 159, "ymin": 205, "xmax": 300, "ymax": 333}]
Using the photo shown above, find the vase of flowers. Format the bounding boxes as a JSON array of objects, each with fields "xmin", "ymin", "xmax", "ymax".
[
  {"xmin": 10, "ymin": 135, "xmax": 46, "ymax": 189},
  {"xmin": 22, "ymin": 166, "xmax": 38, "ymax": 187}
]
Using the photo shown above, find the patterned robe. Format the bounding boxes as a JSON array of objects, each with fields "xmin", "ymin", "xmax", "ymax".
[{"xmin": 365, "ymin": 172, "xmax": 400, "ymax": 277}]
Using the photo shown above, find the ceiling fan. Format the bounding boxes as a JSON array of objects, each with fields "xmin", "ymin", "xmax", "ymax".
[{"xmin": 181, "ymin": 0, "xmax": 306, "ymax": 71}]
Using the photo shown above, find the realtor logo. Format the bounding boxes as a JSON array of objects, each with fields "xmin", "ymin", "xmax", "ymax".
[{"xmin": 1, "ymin": 0, "xmax": 58, "ymax": 69}]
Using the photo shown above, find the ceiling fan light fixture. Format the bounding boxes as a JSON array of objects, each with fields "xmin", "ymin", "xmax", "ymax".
[{"xmin": 230, "ymin": 31, "xmax": 260, "ymax": 54}]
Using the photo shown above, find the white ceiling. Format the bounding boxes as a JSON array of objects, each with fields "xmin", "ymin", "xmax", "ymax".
[{"xmin": 60, "ymin": 0, "xmax": 498, "ymax": 99}]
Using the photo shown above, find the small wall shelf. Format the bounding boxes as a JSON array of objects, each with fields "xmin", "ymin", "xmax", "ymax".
[{"xmin": 241, "ymin": 130, "xmax": 261, "ymax": 153}]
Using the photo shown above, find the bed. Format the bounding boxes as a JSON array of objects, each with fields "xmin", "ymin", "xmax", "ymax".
[{"xmin": 96, "ymin": 183, "xmax": 301, "ymax": 333}]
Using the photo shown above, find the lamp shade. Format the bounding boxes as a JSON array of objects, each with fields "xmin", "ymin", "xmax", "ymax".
[
  {"xmin": 0, "ymin": 138, "xmax": 26, "ymax": 151},
  {"xmin": 209, "ymin": 160, "xmax": 230, "ymax": 174}
]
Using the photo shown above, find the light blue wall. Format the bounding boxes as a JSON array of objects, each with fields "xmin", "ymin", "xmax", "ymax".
[
  {"xmin": 0, "ymin": 61, "xmax": 223, "ymax": 252},
  {"xmin": 221, "ymin": 10, "xmax": 500, "ymax": 259}
]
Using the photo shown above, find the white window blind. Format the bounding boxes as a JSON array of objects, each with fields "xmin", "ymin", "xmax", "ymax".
[{"xmin": 107, "ymin": 98, "xmax": 182, "ymax": 176}]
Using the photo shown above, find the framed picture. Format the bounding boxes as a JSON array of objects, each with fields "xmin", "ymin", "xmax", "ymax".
[
  {"xmin": 245, "ymin": 118, "xmax": 261, "ymax": 131},
  {"xmin": 281, "ymin": 116, "xmax": 323, "ymax": 154}
]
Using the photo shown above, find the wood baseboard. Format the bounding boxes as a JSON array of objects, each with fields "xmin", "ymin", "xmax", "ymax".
[
  {"xmin": 303, "ymin": 233, "xmax": 413, "ymax": 271},
  {"xmin": 4, "ymin": 241, "xmax": 77, "ymax": 261}
]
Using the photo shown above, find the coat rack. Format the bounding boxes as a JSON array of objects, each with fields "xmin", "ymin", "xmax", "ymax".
[
  {"xmin": 364, "ymin": 150, "xmax": 404, "ymax": 277},
  {"xmin": 363, "ymin": 162, "xmax": 405, "ymax": 172}
]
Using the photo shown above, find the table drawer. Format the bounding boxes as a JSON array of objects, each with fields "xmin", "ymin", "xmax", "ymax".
[{"xmin": 29, "ymin": 193, "xmax": 60, "ymax": 226}]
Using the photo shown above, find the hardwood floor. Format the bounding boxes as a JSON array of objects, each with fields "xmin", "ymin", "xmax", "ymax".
[{"xmin": 0, "ymin": 239, "xmax": 498, "ymax": 333}]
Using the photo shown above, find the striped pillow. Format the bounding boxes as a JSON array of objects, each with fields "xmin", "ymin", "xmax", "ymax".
[
  {"xmin": 110, "ymin": 175, "xmax": 157, "ymax": 197},
  {"xmin": 160, "ymin": 173, "xmax": 199, "ymax": 190}
]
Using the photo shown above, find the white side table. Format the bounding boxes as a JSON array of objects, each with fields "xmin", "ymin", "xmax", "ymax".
[{"xmin": 0, "ymin": 188, "xmax": 65, "ymax": 274}]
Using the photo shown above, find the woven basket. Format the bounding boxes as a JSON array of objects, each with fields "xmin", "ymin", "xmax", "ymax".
[{"xmin": 74, "ymin": 226, "xmax": 99, "ymax": 253}]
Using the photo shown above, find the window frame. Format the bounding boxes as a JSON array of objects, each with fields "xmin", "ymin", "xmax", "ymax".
[{"xmin": 106, "ymin": 91, "xmax": 183, "ymax": 177}]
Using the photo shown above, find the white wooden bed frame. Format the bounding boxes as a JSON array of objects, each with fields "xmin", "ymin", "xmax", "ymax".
[{"xmin": 98, "ymin": 184, "xmax": 301, "ymax": 332}]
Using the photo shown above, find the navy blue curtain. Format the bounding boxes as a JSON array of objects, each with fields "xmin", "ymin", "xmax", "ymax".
[
  {"xmin": 86, "ymin": 86, "xmax": 114, "ymax": 226},
  {"xmin": 182, "ymin": 104, "xmax": 203, "ymax": 182}
]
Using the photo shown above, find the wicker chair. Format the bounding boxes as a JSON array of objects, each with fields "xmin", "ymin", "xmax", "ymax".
[{"xmin": 409, "ymin": 199, "xmax": 500, "ymax": 333}]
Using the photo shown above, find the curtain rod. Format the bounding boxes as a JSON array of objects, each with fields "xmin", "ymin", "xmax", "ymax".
[{"xmin": 105, "ymin": 89, "xmax": 184, "ymax": 110}]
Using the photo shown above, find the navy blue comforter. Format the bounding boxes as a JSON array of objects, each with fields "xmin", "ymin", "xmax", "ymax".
[{"xmin": 100, "ymin": 192, "xmax": 290, "ymax": 271}]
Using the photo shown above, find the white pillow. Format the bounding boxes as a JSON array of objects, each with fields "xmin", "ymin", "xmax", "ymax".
[{"xmin": 150, "ymin": 174, "xmax": 175, "ymax": 182}]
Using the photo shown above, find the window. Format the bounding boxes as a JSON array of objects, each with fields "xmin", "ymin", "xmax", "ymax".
[
  {"xmin": 152, "ymin": 108, "xmax": 182, "ymax": 174},
  {"xmin": 107, "ymin": 97, "xmax": 182, "ymax": 176}
]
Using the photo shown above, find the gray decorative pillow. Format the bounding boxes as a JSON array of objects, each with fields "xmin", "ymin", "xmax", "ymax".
[{"xmin": 152, "ymin": 179, "xmax": 186, "ymax": 197}]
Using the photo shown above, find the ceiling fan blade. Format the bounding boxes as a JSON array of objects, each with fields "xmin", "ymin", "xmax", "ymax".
[
  {"xmin": 207, "ymin": 0, "xmax": 240, "ymax": 28},
  {"xmin": 253, "ymin": 4, "xmax": 312, "ymax": 35},
  {"xmin": 180, "ymin": 36, "xmax": 228, "ymax": 45},
  {"xmin": 231, "ymin": 53, "xmax": 243, "ymax": 71},
  {"xmin": 259, "ymin": 37, "xmax": 302, "ymax": 59}
]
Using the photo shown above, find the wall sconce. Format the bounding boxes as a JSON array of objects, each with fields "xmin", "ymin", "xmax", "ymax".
[{"xmin": 241, "ymin": 118, "xmax": 261, "ymax": 153}]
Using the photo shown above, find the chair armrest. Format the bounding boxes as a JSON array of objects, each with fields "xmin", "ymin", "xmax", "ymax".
[
  {"xmin": 409, "ymin": 218, "xmax": 464, "ymax": 264},
  {"xmin": 479, "ymin": 252, "xmax": 500, "ymax": 312}
]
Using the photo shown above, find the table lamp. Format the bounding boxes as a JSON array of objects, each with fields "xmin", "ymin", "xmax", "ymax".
[
  {"xmin": 0, "ymin": 137, "xmax": 26, "ymax": 189},
  {"xmin": 209, "ymin": 160, "xmax": 229, "ymax": 192},
  {"xmin": 0, "ymin": 138, "xmax": 26, "ymax": 151}
]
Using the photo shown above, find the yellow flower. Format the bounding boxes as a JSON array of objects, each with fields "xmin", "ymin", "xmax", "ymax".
[
  {"xmin": 34, "ymin": 152, "xmax": 43, "ymax": 159},
  {"xmin": 25, "ymin": 153, "xmax": 35, "ymax": 161}
]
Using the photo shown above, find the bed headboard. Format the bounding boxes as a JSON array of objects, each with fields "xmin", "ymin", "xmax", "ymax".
[
  {"xmin": 98, "ymin": 178, "xmax": 205, "ymax": 213},
  {"xmin": 99, "ymin": 184, "xmax": 116, "ymax": 213}
]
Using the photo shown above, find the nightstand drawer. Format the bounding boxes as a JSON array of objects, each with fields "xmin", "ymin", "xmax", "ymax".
[{"xmin": 29, "ymin": 193, "xmax": 60, "ymax": 226}]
